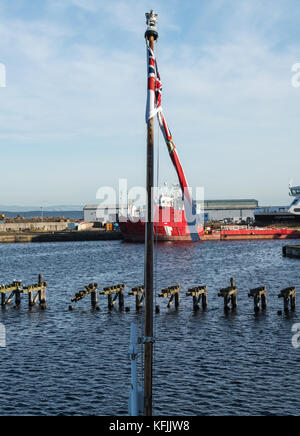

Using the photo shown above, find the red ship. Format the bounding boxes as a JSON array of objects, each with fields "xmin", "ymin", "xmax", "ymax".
[
  {"xmin": 120, "ymin": 212, "xmax": 300, "ymax": 242},
  {"xmin": 120, "ymin": 204, "xmax": 204, "ymax": 242}
]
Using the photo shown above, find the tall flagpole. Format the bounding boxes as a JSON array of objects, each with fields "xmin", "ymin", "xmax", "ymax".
[{"xmin": 144, "ymin": 10, "xmax": 158, "ymax": 417}]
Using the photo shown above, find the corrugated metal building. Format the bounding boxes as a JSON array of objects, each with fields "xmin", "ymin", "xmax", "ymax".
[
  {"xmin": 198, "ymin": 199, "xmax": 259, "ymax": 222},
  {"xmin": 84, "ymin": 199, "xmax": 259, "ymax": 224},
  {"xmin": 84, "ymin": 204, "xmax": 126, "ymax": 223}
]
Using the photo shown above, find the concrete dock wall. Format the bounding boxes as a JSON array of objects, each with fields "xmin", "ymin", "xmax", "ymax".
[
  {"xmin": 0, "ymin": 230, "xmax": 123, "ymax": 244},
  {"xmin": 0, "ymin": 222, "xmax": 69, "ymax": 232}
]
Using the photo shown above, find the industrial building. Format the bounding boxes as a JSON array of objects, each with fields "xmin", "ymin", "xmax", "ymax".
[
  {"xmin": 198, "ymin": 199, "xmax": 259, "ymax": 223},
  {"xmin": 84, "ymin": 199, "xmax": 259, "ymax": 224},
  {"xmin": 84, "ymin": 204, "xmax": 126, "ymax": 223}
]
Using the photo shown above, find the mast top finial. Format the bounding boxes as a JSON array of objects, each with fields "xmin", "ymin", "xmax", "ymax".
[{"xmin": 145, "ymin": 10, "xmax": 158, "ymax": 40}]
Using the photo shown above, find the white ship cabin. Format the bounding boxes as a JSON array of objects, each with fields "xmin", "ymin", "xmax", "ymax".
[
  {"xmin": 289, "ymin": 186, "xmax": 300, "ymax": 198},
  {"xmin": 159, "ymin": 194, "xmax": 174, "ymax": 208},
  {"xmin": 289, "ymin": 186, "xmax": 300, "ymax": 215},
  {"xmin": 157, "ymin": 184, "xmax": 185, "ymax": 210}
]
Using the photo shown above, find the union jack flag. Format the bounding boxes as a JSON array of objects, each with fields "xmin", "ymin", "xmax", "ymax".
[
  {"xmin": 146, "ymin": 44, "xmax": 161, "ymax": 121},
  {"xmin": 145, "ymin": 41, "xmax": 200, "ymax": 241}
]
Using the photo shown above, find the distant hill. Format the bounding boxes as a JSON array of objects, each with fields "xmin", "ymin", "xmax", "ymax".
[{"xmin": 0, "ymin": 205, "xmax": 83, "ymax": 212}]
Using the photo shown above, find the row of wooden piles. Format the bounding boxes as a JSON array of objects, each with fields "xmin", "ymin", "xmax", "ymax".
[
  {"xmin": 0, "ymin": 275, "xmax": 295, "ymax": 314},
  {"xmin": 68, "ymin": 278, "xmax": 297, "ymax": 314}
]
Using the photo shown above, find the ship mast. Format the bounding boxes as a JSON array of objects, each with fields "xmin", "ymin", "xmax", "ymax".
[{"xmin": 144, "ymin": 10, "xmax": 158, "ymax": 417}]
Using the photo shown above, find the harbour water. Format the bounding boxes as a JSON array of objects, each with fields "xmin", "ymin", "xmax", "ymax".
[{"xmin": 0, "ymin": 239, "xmax": 299, "ymax": 416}]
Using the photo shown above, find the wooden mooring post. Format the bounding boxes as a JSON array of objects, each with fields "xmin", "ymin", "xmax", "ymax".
[
  {"xmin": 128, "ymin": 286, "xmax": 144, "ymax": 310},
  {"xmin": 22, "ymin": 274, "xmax": 48, "ymax": 310},
  {"xmin": 158, "ymin": 286, "xmax": 180, "ymax": 309},
  {"xmin": 186, "ymin": 286, "xmax": 207, "ymax": 311},
  {"xmin": 69, "ymin": 282, "xmax": 99, "ymax": 310},
  {"xmin": 278, "ymin": 287, "xmax": 296, "ymax": 313},
  {"xmin": 218, "ymin": 278, "xmax": 238, "ymax": 311},
  {"xmin": 0, "ymin": 275, "xmax": 47, "ymax": 310},
  {"xmin": 0, "ymin": 281, "xmax": 22, "ymax": 309},
  {"xmin": 100, "ymin": 284, "xmax": 126, "ymax": 310},
  {"xmin": 248, "ymin": 286, "xmax": 267, "ymax": 312},
  {"xmin": 14, "ymin": 283, "xmax": 22, "ymax": 309}
]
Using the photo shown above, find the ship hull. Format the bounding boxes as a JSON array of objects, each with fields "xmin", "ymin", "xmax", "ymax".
[
  {"xmin": 119, "ymin": 220, "xmax": 203, "ymax": 242},
  {"xmin": 120, "ymin": 221, "xmax": 300, "ymax": 242},
  {"xmin": 120, "ymin": 206, "xmax": 300, "ymax": 243},
  {"xmin": 255, "ymin": 212, "xmax": 300, "ymax": 225},
  {"xmin": 206, "ymin": 228, "xmax": 300, "ymax": 241},
  {"xmin": 119, "ymin": 206, "xmax": 203, "ymax": 242}
]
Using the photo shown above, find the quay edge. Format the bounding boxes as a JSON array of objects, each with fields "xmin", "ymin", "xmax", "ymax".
[{"xmin": 0, "ymin": 230, "xmax": 123, "ymax": 244}]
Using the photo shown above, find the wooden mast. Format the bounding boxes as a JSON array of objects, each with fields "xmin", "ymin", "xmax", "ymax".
[{"xmin": 144, "ymin": 10, "xmax": 158, "ymax": 417}]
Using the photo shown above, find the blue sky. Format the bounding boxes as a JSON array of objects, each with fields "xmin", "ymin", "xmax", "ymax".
[{"xmin": 0, "ymin": 0, "xmax": 300, "ymax": 207}]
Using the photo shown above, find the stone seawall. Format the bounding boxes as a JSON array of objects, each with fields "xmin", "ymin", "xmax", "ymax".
[{"xmin": 0, "ymin": 222, "xmax": 69, "ymax": 232}]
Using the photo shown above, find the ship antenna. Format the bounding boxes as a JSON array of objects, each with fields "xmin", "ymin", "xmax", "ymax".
[{"xmin": 144, "ymin": 9, "xmax": 158, "ymax": 417}]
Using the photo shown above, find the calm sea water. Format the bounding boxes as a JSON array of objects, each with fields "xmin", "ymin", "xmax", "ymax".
[{"xmin": 0, "ymin": 239, "xmax": 299, "ymax": 416}]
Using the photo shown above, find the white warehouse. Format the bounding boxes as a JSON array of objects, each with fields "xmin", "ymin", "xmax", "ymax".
[{"xmin": 83, "ymin": 204, "xmax": 126, "ymax": 223}]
